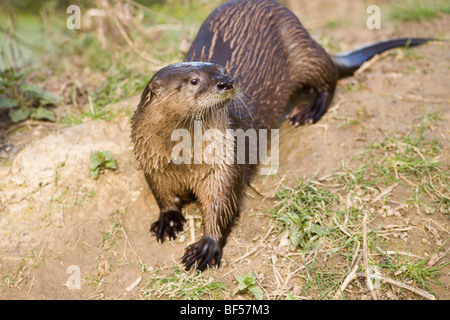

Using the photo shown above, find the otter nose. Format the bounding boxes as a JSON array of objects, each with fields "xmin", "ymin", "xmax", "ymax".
[{"xmin": 217, "ymin": 76, "xmax": 235, "ymax": 91}]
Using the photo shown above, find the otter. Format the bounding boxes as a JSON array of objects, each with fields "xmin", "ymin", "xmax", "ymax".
[
  {"xmin": 131, "ymin": 62, "xmax": 241, "ymax": 271},
  {"xmin": 131, "ymin": 0, "xmax": 430, "ymax": 271}
]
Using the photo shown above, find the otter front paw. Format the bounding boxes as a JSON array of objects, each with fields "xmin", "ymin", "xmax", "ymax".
[
  {"xmin": 181, "ymin": 236, "xmax": 222, "ymax": 271},
  {"xmin": 150, "ymin": 210, "xmax": 186, "ymax": 243}
]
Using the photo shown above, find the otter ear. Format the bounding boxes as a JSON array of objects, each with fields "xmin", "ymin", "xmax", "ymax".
[
  {"xmin": 139, "ymin": 79, "xmax": 161, "ymax": 107},
  {"xmin": 149, "ymin": 79, "xmax": 161, "ymax": 95}
]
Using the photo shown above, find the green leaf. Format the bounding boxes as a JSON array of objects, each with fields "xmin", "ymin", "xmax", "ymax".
[
  {"xmin": 286, "ymin": 293, "xmax": 299, "ymax": 300},
  {"xmin": 102, "ymin": 151, "xmax": 113, "ymax": 162},
  {"xmin": 245, "ymin": 271, "xmax": 257, "ymax": 284},
  {"xmin": 234, "ymin": 274, "xmax": 250, "ymax": 292},
  {"xmin": 19, "ymin": 83, "xmax": 43, "ymax": 96},
  {"xmin": 89, "ymin": 159, "xmax": 101, "ymax": 171},
  {"xmin": 248, "ymin": 285, "xmax": 263, "ymax": 300},
  {"xmin": 104, "ymin": 159, "xmax": 117, "ymax": 170},
  {"xmin": 234, "ymin": 271, "xmax": 261, "ymax": 298},
  {"xmin": 19, "ymin": 83, "xmax": 59, "ymax": 105},
  {"xmin": 89, "ymin": 167, "xmax": 100, "ymax": 179},
  {"xmin": 39, "ymin": 91, "xmax": 59, "ymax": 105},
  {"xmin": 89, "ymin": 150, "xmax": 118, "ymax": 179},
  {"xmin": 31, "ymin": 108, "xmax": 56, "ymax": 122},
  {"xmin": 9, "ymin": 108, "xmax": 31, "ymax": 123},
  {"xmin": 0, "ymin": 97, "xmax": 19, "ymax": 108},
  {"xmin": 89, "ymin": 152, "xmax": 102, "ymax": 170},
  {"xmin": 289, "ymin": 226, "xmax": 304, "ymax": 247}
]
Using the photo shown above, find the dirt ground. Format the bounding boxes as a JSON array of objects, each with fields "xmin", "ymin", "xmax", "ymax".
[{"xmin": 0, "ymin": 2, "xmax": 448, "ymax": 299}]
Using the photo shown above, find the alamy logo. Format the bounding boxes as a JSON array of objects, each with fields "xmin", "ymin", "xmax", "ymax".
[
  {"xmin": 67, "ymin": 5, "xmax": 81, "ymax": 30},
  {"xmin": 170, "ymin": 120, "xmax": 279, "ymax": 175},
  {"xmin": 367, "ymin": 5, "xmax": 381, "ymax": 29},
  {"xmin": 66, "ymin": 265, "xmax": 81, "ymax": 290}
]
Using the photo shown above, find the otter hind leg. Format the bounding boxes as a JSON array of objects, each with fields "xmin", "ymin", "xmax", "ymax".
[
  {"xmin": 285, "ymin": 90, "xmax": 329, "ymax": 126},
  {"xmin": 150, "ymin": 210, "xmax": 186, "ymax": 243}
]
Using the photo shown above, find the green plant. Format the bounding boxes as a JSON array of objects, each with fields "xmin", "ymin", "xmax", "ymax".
[
  {"xmin": 89, "ymin": 150, "xmax": 118, "ymax": 179},
  {"xmin": 233, "ymin": 271, "xmax": 264, "ymax": 300},
  {"xmin": 0, "ymin": 68, "xmax": 59, "ymax": 122},
  {"xmin": 376, "ymin": 241, "xmax": 450, "ymax": 295},
  {"xmin": 267, "ymin": 111, "xmax": 447, "ymax": 299},
  {"xmin": 271, "ymin": 179, "xmax": 334, "ymax": 249},
  {"xmin": 141, "ymin": 264, "xmax": 227, "ymax": 300},
  {"xmin": 99, "ymin": 209, "xmax": 126, "ymax": 250}
]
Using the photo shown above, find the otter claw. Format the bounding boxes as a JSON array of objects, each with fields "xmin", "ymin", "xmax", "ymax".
[
  {"xmin": 181, "ymin": 236, "xmax": 222, "ymax": 271},
  {"xmin": 150, "ymin": 210, "xmax": 186, "ymax": 243},
  {"xmin": 286, "ymin": 91, "xmax": 329, "ymax": 126}
]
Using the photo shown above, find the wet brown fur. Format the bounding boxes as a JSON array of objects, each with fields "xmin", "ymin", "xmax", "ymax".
[
  {"xmin": 186, "ymin": 0, "xmax": 338, "ymax": 129},
  {"xmin": 131, "ymin": 0, "xmax": 340, "ymax": 270}
]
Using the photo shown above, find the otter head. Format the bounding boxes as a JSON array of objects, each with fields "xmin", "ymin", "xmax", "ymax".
[{"xmin": 139, "ymin": 62, "xmax": 236, "ymax": 119}]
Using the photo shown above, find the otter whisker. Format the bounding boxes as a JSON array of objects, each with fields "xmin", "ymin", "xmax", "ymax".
[
  {"xmin": 234, "ymin": 88, "xmax": 253, "ymax": 121},
  {"xmin": 163, "ymin": 107, "xmax": 191, "ymax": 137}
]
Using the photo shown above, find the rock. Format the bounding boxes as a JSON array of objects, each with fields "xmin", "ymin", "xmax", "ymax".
[{"xmin": 0, "ymin": 113, "xmax": 154, "ymax": 255}]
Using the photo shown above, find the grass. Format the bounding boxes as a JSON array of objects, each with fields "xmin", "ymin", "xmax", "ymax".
[
  {"xmin": 3, "ymin": 249, "xmax": 45, "ymax": 288},
  {"xmin": 375, "ymin": 241, "xmax": 450, "ymax": 295},
  {"xmin": 267, "ymin": 111, "xmax": 448, "ymax": 299},
  {"xmin": 270, "ymin": 179, "xmax": 337, "ymax": 250},
  {"xmin": 99, "ymin": 209, "xmax": 128, "ymax": 250},
  {"xmin": 140, "ymin": 264, "xmax": 228, "ymax": 300},
  {"xmin": 363, "ymin": 113, "xmax": 449, "ymax": 214},
  {"xmin": 45, "ymin": 183, "xmax": 96, "ymax": 226}
]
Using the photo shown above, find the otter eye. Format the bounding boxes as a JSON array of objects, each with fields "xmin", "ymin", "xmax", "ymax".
[{"xmin": 190, "ymin": 78, "xmax": 199, "ymax": 86}]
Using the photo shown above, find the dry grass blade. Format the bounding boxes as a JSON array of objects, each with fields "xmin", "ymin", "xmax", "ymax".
[
  {"xmin": 354, "ymin": 51, "xmax": 391, "ymax": 76},
  {"xmin": 333, "ymin": 264, "xmax": 359, "ymax": 299},
  {"xmin": 356, "ymin": 273, "xmax": 436, "ymax": 300},
  {"xmin": 230, "ymin": 225, "xmax": 275, "ymax": 265},
  {"xmin": 363, "ymin": 211, "xmax": 378, "ymax": 300}
]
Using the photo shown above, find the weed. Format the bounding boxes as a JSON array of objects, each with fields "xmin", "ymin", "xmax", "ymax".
[
  {"xmin": 85, "ymin": 274, "xmax": 104, "ymax": 289},
  {"xmin": 271, "ymin": 179, "xmax": 335, "ymax": 249},
  {"xmin": 233, "ymin": 270, "xmax": 264, "ymax": 300},
  {"xmin": 376, "ymin": 241, "xmax": 450, "ymax": 295},
  {"xmin": 99, "ymin": 209, "xmax": 127, "ymax": 250},
  {"xmin": 363, "ymin": 125, "xmax": 448, "ymax": 213},
  {"xmin": 0, "ymin": 68, "xmax": 59, "ymax": 122},
  {"xmin": 140, "ymin": 264, "xmax": 227, "ymax": 300},
  {"xmin": 267, "ymin": 112, "xmax": 447, "ymax": 298},
  {"xmin": 89, "ymin": 150, "xmax": 118, "ymax": 179}
]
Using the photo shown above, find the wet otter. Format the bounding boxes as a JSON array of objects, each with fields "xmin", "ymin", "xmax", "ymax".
[
  {"xmin": 131, "ymin": 0, "xmax": 430, "ymax": 271},
  {"xmin": 131, "ymin": 62, "xmax": 242, "ymax": 270}
]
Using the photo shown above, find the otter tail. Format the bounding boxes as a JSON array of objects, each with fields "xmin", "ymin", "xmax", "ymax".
[{"xmin": 331, "ymin": 38, "xmax": 431, "ymax": 79}]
